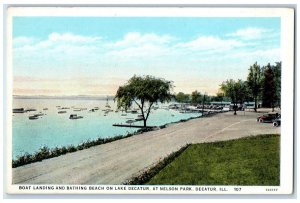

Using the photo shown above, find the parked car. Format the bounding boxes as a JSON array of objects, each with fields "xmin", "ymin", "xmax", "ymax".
[
  {"xmin": 257, "ymin": 113, "xmax": 279, "ymax": 123},
  {"xmin": 272, "ymin": 115, "xmax": 281, "ymax": 127}
]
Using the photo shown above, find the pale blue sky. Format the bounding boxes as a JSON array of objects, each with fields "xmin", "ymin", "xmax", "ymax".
[{"xmin": 13, "ymin": 17, "xmax": 281, "ymax": 96}]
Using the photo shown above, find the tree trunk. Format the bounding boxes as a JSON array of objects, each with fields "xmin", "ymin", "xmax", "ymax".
[
  {"xmin": 254, "ymin": 97, "xmax": 257, "ymax": 112},
  {"xmin": 143, "ymin": 119, "xmax": 147, "ymax": 127}
]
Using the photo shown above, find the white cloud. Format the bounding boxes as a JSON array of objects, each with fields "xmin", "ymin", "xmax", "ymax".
[
  {"xmin": 13, "ymin": 36, "xmax": 36, "ymax": 47},
  {"xmin": 228, "ymin": 48, "xmax": 280, "ymax": 62},
  {"xmin": 227, "ymin": 27, "xmax": 272, "ymax": 40},
  {"xmin": 108, "ymin": 32, "xmax": 176, "ymax": 47},
  {"xmin": 48, "ymin": 32, "xmax": 101, "ymax": 43},
  {"xmin": 13, "ymin": 32, "xmax": 102, "ymax": 51},
  {"xmin": 176, "ymin": 36, "xmax": 246, "ymax": 52}
]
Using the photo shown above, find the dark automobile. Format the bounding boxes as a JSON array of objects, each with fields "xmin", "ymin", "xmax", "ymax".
[
  {"xmin": 272, "ymin": 115, "xmax": 281, "ymax": 127},
  {"xmin": 257, "ymin": 113, "xmax": 279, "ymax": 123}
]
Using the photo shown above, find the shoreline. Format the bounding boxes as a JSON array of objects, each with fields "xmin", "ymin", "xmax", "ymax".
[
  {"xmin": 12, "ymin": 111, "xmax": 280, "ymax": 184},
  {"xmin": 13, "ymin": 111, "xmax": 221, "ymax": 168}
]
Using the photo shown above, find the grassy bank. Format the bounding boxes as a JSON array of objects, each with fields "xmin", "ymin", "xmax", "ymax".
[
  {"xmin": 132, "ymin": 134, "xmax": 280, "ymax": 186},
  {"xmin": 12, "ymin": 133, "xmax": 137, "ymax": 168}
]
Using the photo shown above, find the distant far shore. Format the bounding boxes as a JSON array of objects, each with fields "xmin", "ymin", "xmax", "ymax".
[{"xmin": 13, "ymin": 95, "xmax": 115, "ymax": 100}]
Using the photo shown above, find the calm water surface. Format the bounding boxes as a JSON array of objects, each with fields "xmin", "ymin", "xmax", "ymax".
[{"xmin": 12, "ymin": 98, "xmax": 201, "ymax": 159}]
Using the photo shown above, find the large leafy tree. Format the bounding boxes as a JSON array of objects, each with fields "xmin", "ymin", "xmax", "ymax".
[
  {"xmin": 272, "ymin": 62, "xmax": 281, "ymax": 108},
  {"xmin": 115, "ymin": 75, "xmax": 173, "ymax": 127},
  {"xmin": 262, "ymin": 64, "xmax": 276, "ymax": 110},
  {"xmin": 220, "ymin": 79, "xmax": 247, "ymax": 115},
  {"xmin": 247, "ymin": 62, "xmax": 263, "ymax": 111}
]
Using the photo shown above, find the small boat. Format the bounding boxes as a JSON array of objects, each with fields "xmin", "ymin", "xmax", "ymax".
[
  {"xmin": 34, "ymin": 112, "xmax": 45, "ymax": 116},
  {"xmin": 94, "ymin": 107, "xmax": 99, "ymax": 110},
  {"xmin": 126, "ymin": 109, "xmax": 138, "ymax": 114},
  {"xmin": 126, "ymin": 119, "xmax": 135, "ymax": 124},
  {"xmin": 61, "ymin": 107, "xmax": 70, "ymax": 109},
  {"xmin": 89, "ymin": 109, "xmax": 95, "ymax": 112},
  {"xmin": 56, "ymin": 106, "xmax": 61, "ymax": 108},
  {"xmin": 135, "ymin": 118, "xmax": 143, "ymax": 121},
  {"xmin": 13, "ymin": 108, "xmax": 26, "ymax": 113},
  {"xmin": 121, "ymin": 114, "xmax": 127, "ymax": 116},
  {"xmin": 26, "ymin": 108, "xmax": 37, "ymax": 112},
  {"xmin": 29, "ymin": 115, "xmax": 39, "ymax": 120},
  {"xmin": 43, "ymin": 108, "xmax": 48, "ymax": 111},
  {"xmin": 152, "ymin": 106, "xmax": 159, "ymax": 110},
  {"xmin": 69, "ymin": 114, "xmax": 83, "ymax": 119},
  {"xmin": 58, "ymin": 111, "xmax": 67, "ymax": 114},
  {"xmin": 115, "ymin": 110, "xmax": 119, "ymax": 113},
  {"xmin": 73, "ymin": 109, "xmax": 82, "ymax": 112}
]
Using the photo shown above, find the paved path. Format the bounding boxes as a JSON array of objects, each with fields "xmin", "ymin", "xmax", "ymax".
[{"xmin": 12, "ymin": 111, "xmax": 280, "ymax": 185}]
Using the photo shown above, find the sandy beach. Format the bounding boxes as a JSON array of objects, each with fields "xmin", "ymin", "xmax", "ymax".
[{"xmin": 12, "ymin": 111, "xmax": 280, "ymax": 185}]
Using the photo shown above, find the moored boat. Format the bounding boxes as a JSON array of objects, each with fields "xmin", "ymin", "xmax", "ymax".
[
  {"xmin": 126, "ymin": 119, "xmax": 135, "ymax": 124},
  {"xmin": 34, "ymin": 112, "xmax": 45, "ymax": 116},
  {"xmin": 28, "ymin": 115, "xmax": 39, "ymax": 120},
  {"xmin": 13, "ymin": 108, "xmax": 26, "ymax": 113},
  {"xmin": 26, "ymin": 108, "xmax": 37, "ymax": 112},
  {"xmin": 69, "ymin": 114, "xmax": 83, "ymax": 119}
]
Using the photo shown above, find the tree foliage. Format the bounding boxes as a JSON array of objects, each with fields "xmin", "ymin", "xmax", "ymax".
[
  {"xmin": 175, "ymin": 92, "xmax": 190, "ymax": 103},
  {"xmin": 220, "ymin": 79, "xmax": 247, "ymax": 115},
  {"xmin": 272, "ymin": 62, "xmax": 281, "ymax": 107},
  {"xmin": 115, "ymin": 75, "xmax": 173, "ymax": 127},
  {"xmin": 247, "ymin": 62, "xmax": 263, "ymax": 111},
  {"xmin": 191, "ymin": 90, "xmax": 202, "ymax": 104},
  {"xmin": 262, "ymin": 64, "xmax": 276, "ymax": 109}
]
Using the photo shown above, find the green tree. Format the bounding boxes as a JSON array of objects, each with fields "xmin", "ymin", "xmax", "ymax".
[
  {"xmin": 115, "ymin": 75, "xmax": 173, "ymax": 127},
  {"xmin": 216, "ymin": 92, "xmax": 224, "ymax": 101},
  {"xmin": 175, "ymin": 92, "xmax": 190, "ymax": 103},
  {"xmin": 272, "ymin": 62, "xmax": 281, "ymax": 108},
  {"xmin": 191, "ymin": 90, "xmax": 202, "ymax": 104},
  {"xmin": 247, "ymin": 62, "xmax": 263, "ymax": 111},
  {"xmin": 262, "ymin": 64, "xmax": 276, "ymax": 110},
  {"xmin": 220, "ymin": 79, "xmax": 247, "ymax": 115}
]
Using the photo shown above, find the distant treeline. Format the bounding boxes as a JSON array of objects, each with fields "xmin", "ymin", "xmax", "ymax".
[{"xmin": 174, "ymin": 61, "xmax": 281, "ymax": 112}]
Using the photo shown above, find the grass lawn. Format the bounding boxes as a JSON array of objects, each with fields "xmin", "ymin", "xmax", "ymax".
[{"xmin": 146, "ymin": 134, "xmax": 280, "ymax": 186}]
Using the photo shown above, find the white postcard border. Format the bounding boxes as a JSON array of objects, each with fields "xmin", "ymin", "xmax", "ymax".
[{"xmin": 5, "ymin": 6, "xmax": 295, "ymax": 195}]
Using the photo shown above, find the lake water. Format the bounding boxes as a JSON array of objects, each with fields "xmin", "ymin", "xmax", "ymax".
[{"xmin": 12, "ymin": 98, "xmax": 202, "ymax": 159}]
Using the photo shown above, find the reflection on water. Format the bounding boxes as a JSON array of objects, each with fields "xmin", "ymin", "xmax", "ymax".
[{"xmin": 12, "ymin": 98, "xmax": 201, "ymax": 158}]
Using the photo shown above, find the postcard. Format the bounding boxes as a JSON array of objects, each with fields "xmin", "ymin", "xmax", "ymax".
[{"xmin": 5, "ymin": 7, "xmax": 294, "ymax": 194}]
